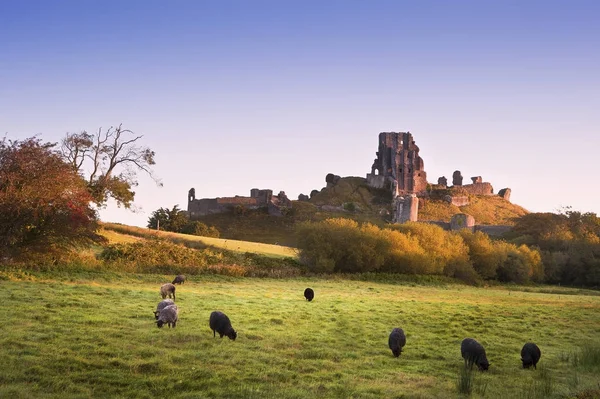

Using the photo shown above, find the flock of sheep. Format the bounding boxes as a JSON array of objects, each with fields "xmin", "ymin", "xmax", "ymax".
[
  {"xmin": 154, "ymin": 275, "xmax": 237, "ymax": 340},
  {"xmin": 153, "ymin": 275, "xmax": 542, "ymax": 371}
]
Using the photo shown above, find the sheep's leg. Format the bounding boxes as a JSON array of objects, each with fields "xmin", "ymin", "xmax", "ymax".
[
  {"xmin": 173, "ymin": 321, "xmax": 177, "ymax": 328},
  {"xmin": 213, "ymin": 330, "xmax": 216, "ymax": 338}
]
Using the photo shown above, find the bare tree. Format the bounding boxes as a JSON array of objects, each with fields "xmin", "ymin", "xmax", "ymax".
[{"xmin": 61, "ymin": 124, "xmax": 162, "ymax": 209}]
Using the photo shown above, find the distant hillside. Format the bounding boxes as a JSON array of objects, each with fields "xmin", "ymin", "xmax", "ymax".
[{"xmin": 191, "ymin": 176, "xmax": 528, "ymax": 246}]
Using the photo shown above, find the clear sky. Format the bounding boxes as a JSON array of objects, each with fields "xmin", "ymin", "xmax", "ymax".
[{"xmin": 2, "ymin": 0, "xmax": 599, "ymax": 227}]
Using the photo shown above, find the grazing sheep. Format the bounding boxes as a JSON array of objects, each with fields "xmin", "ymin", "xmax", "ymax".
[
  {"xmin": 172, "ymin": 274, "xmax": 186, "ymax": 285},
  {"xmin": 521, "ymin": 343, "xmax": 541, "ymax": 369},
  {"xmin": 304, "ymin": 288, "xmax": 314, "ymax": 302},
  {"xmin": 160, "ymin": 283, "xmax": 176, "ymax": 300},
  {"xmin": 153, "ymin": 299, "xmax": 175, "ymax": 320},
  {"xmin": 388, "ymin": 328, "xmax": 406, "ymax": 357},
  {"xmin": 209, "ymin": 311, "xmax": 237, "ymax": 340},
  {"xmin": 156, "ymin": 304, "xmax": 179, "ymax": 328},
  {"xmin": 461, "ymin": 338, "xmax": 490, "ymax": 371}
]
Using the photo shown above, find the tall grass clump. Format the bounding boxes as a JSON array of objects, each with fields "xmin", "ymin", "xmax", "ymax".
[
  {"xmin": 519, "ymin": 366, "xmax": 554, "ymax": 399},
  {"xmin": 572, "ymin": 344, "xmax": 600, "ymax": 370},
  {"xmin": 456, "ymin": 366, "xmax": 474, "ymax": 395}
]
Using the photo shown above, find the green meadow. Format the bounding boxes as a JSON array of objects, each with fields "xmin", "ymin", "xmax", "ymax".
[{"xmin": 0, "ymin": 272, "xmax": 599, "ymax": 398}]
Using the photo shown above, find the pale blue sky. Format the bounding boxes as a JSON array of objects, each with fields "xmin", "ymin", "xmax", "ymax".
[{"xmin": 1, "ymin": 1, "xmax": 599, "ymax": 226}]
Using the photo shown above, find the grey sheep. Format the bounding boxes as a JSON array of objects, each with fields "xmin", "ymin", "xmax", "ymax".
[
  {"xmin": 154, "ymin": 299, "xmax": 175, "ymax": 320},
  {"xmin": 209, "ymin": 311, "xmax": 237, "ymax": 340},
  {"xmin": 304, "ymin": 288, "xmax": 314, "ymax": 302},
  {"xmin": 388, "ymin": 328, "xmax": 406, "ymax": 357},
  {"xmin": 172, "ymin": 275, "xmax": 186, "ymax": 285},
  {"xmin": 156, "ymin": 304, "xmax": 179, "ymax": 328},
  {"xmin": 160, "ymin": 283, "xmax": 176, "ymax": 300},
  {"xmin": 521, "ymin": 343, "xmax": 541, "ymax": 369},
  {"xmin": 461, "ymin": 338, "xmax": 490, "ymax": 371}
]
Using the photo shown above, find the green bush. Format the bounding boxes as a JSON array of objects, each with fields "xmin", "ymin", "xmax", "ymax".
[
  {"xmin": 181, "ymin": 221, "xmax": 220, "ymax": 238},
  {"xmin": 391, "ymin": 222, "xmax": 474, "ymax": 279},
  {"xmin": 296, "ymin": 219, "xmax": 390, "ymax": 273}
]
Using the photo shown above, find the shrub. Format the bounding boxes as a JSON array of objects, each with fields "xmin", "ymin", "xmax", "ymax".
[
  {"xmin": 391, "ymin": 222, "xmax": 473, "ymax": 278},
  {"xmin": 296, "ymin": 219, "xmax": 390, "ymax": 273},
  {"xmin": 459, "ymin": 230, "xmax": 506, "ymax": 279},
  {"xmin": 181, "ymin": 221, "xmax": 220, "ymax": 238}
]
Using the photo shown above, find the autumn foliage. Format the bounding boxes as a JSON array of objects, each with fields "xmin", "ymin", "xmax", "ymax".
[
  {"xmin": 0, "ymin": 137, "xmax": 100, "ymax": 257},
  {"xmin": 297, "ymin": 219, "xmax": 544, "ymax": 284}
]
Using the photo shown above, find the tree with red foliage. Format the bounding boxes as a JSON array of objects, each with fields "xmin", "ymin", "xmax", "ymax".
[{"xmin": 0, "ymin": 137, "xmax": 100, "ymax": 257}]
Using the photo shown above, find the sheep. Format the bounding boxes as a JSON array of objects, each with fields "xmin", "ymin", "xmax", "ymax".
[
  {"xmin": 172, "ymin": 274, "xmax": 186, "ymax": 285},
  {"xmin": 153, "ymin": 299, "xmax": 175, "ymax": 320},
  {"xmin": 304, "ymin": 288, "xmax": 314, "ymax": 302},
  {"xmin": 209, "ymin": 311, "xmax": 237, "ymax": 340},
  {"xmin": 160, "ymin": 283, "xmax": 176, "ymax": 300},
  {"xmin": 521, "ymin": 342, "xmax": 541, "ymax": 369},
  {"xmin": 388, "ymin": 328, "xmax": 406, "ymax": 357},
  {"xmin": 461, "ymin": 338, "xmax": 490, "ymax": 371},
  {"xmin": 156, "ymin": 304, "xmax": 179, "ymax": 328}
]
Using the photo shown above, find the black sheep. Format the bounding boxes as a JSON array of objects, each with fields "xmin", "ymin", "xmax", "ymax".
[
  {"xmin": 521, "ymin": 343, "xmax": 541, "ymax": 369},
  {"xmin": 304, "ymin": 288, "xmax": 314, "ymax": 302},
  {"xmin": 388, "ymin": 328, "xmax": 406, "ymax": 357},
  {"xmin": 209, "ymin": 311, "xmax": 237, "ymax": 340},
  {"xmin": 172, "ymin": 274, "xmax": 186, "ymax": 285},
  {"xmin": 461, "ymin": 338, "xmax": 490, "ymax": 371}
]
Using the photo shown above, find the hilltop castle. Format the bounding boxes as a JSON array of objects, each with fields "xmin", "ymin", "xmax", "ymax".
[{"xmin": 365, "ymin": 131, "xmax": 511, "ymax": 223}]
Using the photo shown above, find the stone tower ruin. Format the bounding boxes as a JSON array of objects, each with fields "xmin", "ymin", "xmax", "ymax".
[{"xmin": 366, "ymin": 132, "xmax": 428, "ymax": 197}]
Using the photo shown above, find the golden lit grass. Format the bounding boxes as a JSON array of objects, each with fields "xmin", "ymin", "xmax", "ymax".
[
  {"xmin": 102, "ymin": 222, "xmax": 298, "ymax": 259},
  {"xmin": 0, "ymin": 272, "xmax": 598, "ymax": 398},
  {"xmin": 419, "ymin": 196, "xmax": 529, "ymax": 225},
  {"xmin": 98, "ymin": 228, "xmax": 142, "ymax": 244}
]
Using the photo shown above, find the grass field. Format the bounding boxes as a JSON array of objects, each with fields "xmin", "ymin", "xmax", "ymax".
[
  {"xmin": 0, "ymin": 272, "xmax": 599, "ymax": 398},
  {"xmin": 101, "ymin": 223, "xmax": 299, "ymax": 259}
]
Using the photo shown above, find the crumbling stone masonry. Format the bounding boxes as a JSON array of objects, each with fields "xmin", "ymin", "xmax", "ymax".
[
  {"xmin": 187, "ymin": 188, "xmax": 291, "ymax": 218},
  {"xmin": 393, "ymin": 195, "xmax": 419, "ymax": 223},
  {"xmin": 450, "ymin": 213, "xmax": 475, "ymax": 231},
  {"xmin": 366, "ymin": 132, "xmax": 428, "ymax": 197}
]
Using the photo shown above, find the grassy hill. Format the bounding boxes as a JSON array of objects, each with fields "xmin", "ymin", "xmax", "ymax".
[
  {"xmin": 191, "ymin": 177, "xmax": 529, "ymax": 245},
  {"xmin": 101, "ymin": 223, "xmax": 298, "ymax": 259}
]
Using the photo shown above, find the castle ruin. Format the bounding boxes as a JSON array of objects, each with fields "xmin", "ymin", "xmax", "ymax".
[
  {"xmin": 365, "ymin": 131, "xmax": 511, "ymax": 224},
  {"xmin": 187, "ymin": 188, "xmax": 291, "ymax": 218},
  {"xmin": 366, "ymin": 132, "xmax": 428, "ymax": 197}
]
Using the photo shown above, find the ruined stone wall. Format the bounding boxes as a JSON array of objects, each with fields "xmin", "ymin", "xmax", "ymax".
[
  {"xmin": 393, "ymin": 195, "xmax": 419, "ymax": 223},
  {"xmin": 216, "ymin": 197, "xmax": 259, "ymax": 205},
  {"xmin": 188, "ymin": 188, "xmax": 289, "ymax": 218},
  {"xmin": 461, "ymin": 182, "xmax": 494, "ymax": 196}
]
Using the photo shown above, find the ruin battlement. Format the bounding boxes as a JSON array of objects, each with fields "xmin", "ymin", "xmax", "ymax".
[{"xmin": 187, "ymin": 188, "xmax": 291, "ymax": 218}]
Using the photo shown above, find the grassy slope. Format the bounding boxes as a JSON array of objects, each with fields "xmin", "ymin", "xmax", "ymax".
[
  {"xmin": 101, "ymin": 223, "xmax": 298, "ymax": 259},
  {"xmin": 1, "ymin": 273, "xmax": 598, "ymax": 399},
  {"xmin": 418, "ymin": 195, "xmax": 529, "ymax": 225}
]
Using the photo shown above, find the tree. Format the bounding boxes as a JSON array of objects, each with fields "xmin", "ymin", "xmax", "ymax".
[
  {"xmin": 0, "ymin": 137, "xmax": 99, "ymax": 256},
  {"xmin": 147, "ymin": 205, "xmax": 188, "ymax": 232},
  {"xmin": 61, "ymin": 124, "xmax": 161, "ymax": 209}
]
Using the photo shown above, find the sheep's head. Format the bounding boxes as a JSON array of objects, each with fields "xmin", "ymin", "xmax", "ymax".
[
  {"xmin": 157, "ymin": 320, "xmax": 165, "ymax": 328},
  {"xmin": 227, "ymin": 329, "xmax": 237, "ymax": 341},
  {"xmin": 392, "ymin": 348, "xmax": 401, "ymax": 357},
  {"xmin": 521, "ymin": 356, "xmax": 533, "ymax": 368},
  {"xmin": 478, "ymin": 359, "xmax": 489, "ymax": 371}
]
